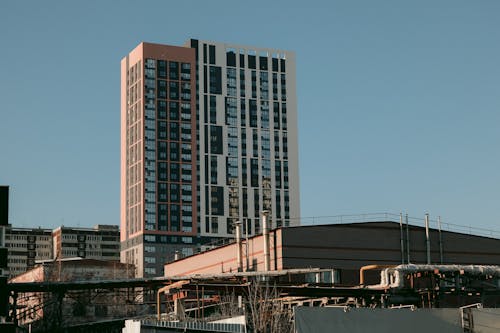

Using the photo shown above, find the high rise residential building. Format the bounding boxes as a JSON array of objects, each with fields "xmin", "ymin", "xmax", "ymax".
[{"xmin": 120, "ymin": 39, "xmax": 300, "ymax": 277}]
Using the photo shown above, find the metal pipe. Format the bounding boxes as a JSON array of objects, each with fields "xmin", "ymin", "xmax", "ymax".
[
  {"xmin": 245, "ymin": 218, "xmax": 249, "ymax": 271},
  {"xmin": 262, "ymin": 211, "xmax": 270, "ymax": 271},
  {"xmin": 359, "ymin": 264, "xmax": 394, "ymax": 285},
  {"xmin": 367, "ymin": 264, "xmax": 500, "ymax": 290},
  {"xmin": 156, "ymin": 280, "xmax": 190, "ymax": 320},
  {"xmin": 405, "ymin": 214, "xmax": 410, "ymax": 264},
  {"xmin": 399, "ymin": 213, "xmax": 404, "ymax": 264},
  {"xmin": 425, "ymin": 213, "xmax": 431, "ymax": 264},
  {"xmin": 438, "ymin": 216, "xmax": 443, "ymax": 264},
  {"xmin": 235, "ymin": 221, "xmax": 243, "ymax": 272}
]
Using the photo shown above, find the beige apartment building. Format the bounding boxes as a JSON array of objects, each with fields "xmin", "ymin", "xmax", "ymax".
[
  {"xmin": 5, "ymin": 227, "xmax": 52, "ymax": 277},
  {"xmin": 5, "ymin": 225, "xmax": 120, "ymax": 278}
]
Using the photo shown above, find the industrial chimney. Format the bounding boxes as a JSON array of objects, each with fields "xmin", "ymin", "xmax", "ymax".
[
  {"xmin": 425, "ymin": 213, "xmax": 431, "ymax": 264},
  {"xmin": 235, "ymin": 221, "xmax": 243, "ymax": 272},
  {"xmin": 262, "ymin": 211, "xmax": 270, "ymax": 271}
]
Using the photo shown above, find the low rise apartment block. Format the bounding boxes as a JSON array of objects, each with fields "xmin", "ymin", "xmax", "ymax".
[{"xmin": 5, "ymin": 225, "xmax": 120, "ymax": 278}]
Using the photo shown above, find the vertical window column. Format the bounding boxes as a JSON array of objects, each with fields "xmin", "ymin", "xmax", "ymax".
[{"xmin": 144, "ymin": 59, "xmax": 157, "ymax": 231}]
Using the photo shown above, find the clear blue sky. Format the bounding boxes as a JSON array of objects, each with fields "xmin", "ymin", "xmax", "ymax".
[{"xmin": 1, "ymin": 1, "xmax": 499, "ymax": 232}]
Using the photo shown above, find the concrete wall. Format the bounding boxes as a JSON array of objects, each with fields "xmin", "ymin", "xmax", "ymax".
[
  {"xmin": 295, "ymin": 307, "xmax": 463, "ymax": 333},
  {"xmin": 295, "ymin": 307, "xmax": 500, "ymax": 333},
  {"xmin": 164, "ymin": 230, "xmax": 282, "ymax": 276}
]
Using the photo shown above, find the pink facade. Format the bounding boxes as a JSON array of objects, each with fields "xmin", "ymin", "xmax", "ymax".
[
  {"xmin": 164, "ymin": 229, "xmax": 283, "ymax": 276},
  {"xmin": 120, "ymin": 42, "xmax": 197, "ymax": 243},
  {"xmin": 121, "ymin": 42, "xmax": 197, "ymax": 277}
]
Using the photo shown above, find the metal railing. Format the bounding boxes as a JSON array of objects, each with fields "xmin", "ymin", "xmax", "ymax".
[
  {"xmin": 142, "ymin": 319, "xmax": 245, "ymax": 333},
  {"xmin": 180, "ymin": 212, "xmax": 499, "ymax": 261},
  {"xmin": 297, "ymin": 212, "xmax": 500, "ymax": 239}
]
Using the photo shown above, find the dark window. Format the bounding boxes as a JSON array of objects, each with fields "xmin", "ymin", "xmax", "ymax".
[
  {"xmin": 205, "ymin": 185, "xmax": 210, "ymax": 214},
  {"xmin": 282, "ymin": 132, "xmax": 288, "ymax": 159},
  {"xmin": 241, "ymin": 128, "xmax": 247, "ymax": 156},
  {"xmin": 158, "ymin": 100, "xmax": 167, "ymax": 119},
  {"xmin": 240, "ymin": 69, "xmax": 245, "ymax": 98},
  {"xmin": 158, "ymin": 60, "xmax": 167, "ymax": 78},
  {"xmin": 157, "ymin": 80, "xmax": 167, "ymax": 99},
  {"xmin": 170, "ymin": 101, "xmax": 179, "ymax": 120},
  {"xmin": 181, "ymin": 62, "xmax": 191, "ymax": 73},
  {"xmin": 169, "ymin": 61, "xmax": 179, "ymax": 79},
  {"xmin": 203, "ymin": 65, "xmax": 208, "ymax": 94},
  {"xmin": 273, "ymin": 102, "xmax": 280, "ymax": 129},
  {"xmin": 158, "ymin": 162, "xmax": 168, "ymax": 181},
  {"xmin": 283, "ymin": 161, "xmax": 289, "ymax": 189},
  {"xmin": 158, "ymin": 121, "xmax": 167, "ymax": 140},
  {"xmin": 242, "ymin": 157, "xmax": 247, "ymax": 187},
  {"xmin": 170, "ymin": 122, "xmax": 179, "ymax": 141},
  {"xmin": 210, "ymin": 125, "xmax": 223, "ymax": 154},
  {"xmin": 272, "ymin": 58, "xmax": 278, "ymax": 72},
  {"xmin": 251, "ymin": 159, "xmax": 259, "ymax": 187},
  {"xmin": 259, "ymin": 56, "xmax": 268, "ymax": 70},
  {"xmin": 242, "ymin": 188, "xmax": 248, "ymax": 217},
  {"xmin": 204, "ymin": 156, "xmax": 209, "ymax": 185},
  {"xmin": 170, "ymin": 204, "xmax": 180, "ymax": 231},
  {"xmin": 169, "ymin": 81, "xmax": 179, "ymax": 100},
  {"xmin": 240, "ymin": 99, "xmax": 246, "ymax": 127},
  {"xmin": 272, "ymin": 73, "xmax": 278, "ymax": 100},
  {"xmin": 239, "ymin": 53, "xmax": 245, "ymax": 67},
  {"xmin": 190, "ymin": 39, "xmax": 199, "ymax": 54},
  {"xmin": 248, "ymin": 55, "xmax": 256, "ymax": 69},
  {"xmin": 170, "ymin": 142, "xmax": 179, "ymax": 162},
  {"xmin": 281, "ymin": 74, "xmax": 286, "ymax": 101},
  {"xmin": 254, "ymin": 189, "xmax": 259, "ymax": 217},
  {"xmin": 209, "ymin": 66, "xmax": 222, "ymax": 94},
  {"xmin": 209, "ymin": 45, "xmax": 216, "ymax": 64},
  {"xmin": 226, "ymin": 50, "xmax": 236, "ymax": 67},
  {"xmin": 251, "ymin": 71, "xmax": 257, "ymax": 98},
  {"xmin": 282, "ymin": 102, "xmax": 287, "ymax": 130},
  {"xmin": 280, "ymin": 58, "xmax": 286, "ymax": 72},
  {"xmin": 209, "ymin": 95, "xmax": 217, "ymax": 124},
  {"xmin": 210, "ymin": 156, "xmax": 218, "ymax": 184},
  {"xmin": 275, "ymin": 161, "xmax": 281, "ymax": 188},
  {"xmin": 252, "ymin": 129, "xmax": 258, "ymax": 158},
  {"xmin": 250, "ymin": 99, "xmax": 257, "ymax": 127},
  {"xmin": 203, "ymin": 44, "xmax": 207, "ymax": 63},
  {"xmin": 170, "ymin": 183, "xmax": 179, "ymax": 202},
  {"xmin": 158, "ymin": 183, "xmax": 168, "ymax": 202},
  {"xmin": 210, "ymin": 186, "xmax": 224, "ymax": 216},
  {"xmin": 203, "ymin": 95, "xmax": 208, "ymax": 123},
  {"xmin": 274, "ymin": 131, "xmax": 280, "ymax": 159},
  {"xmin": 284, "ymin": 191, "xmax": 290, "ymax": 219},
  {"xmin": 158, "ymin": 204, "xmax": 168, "ymax": 229}
]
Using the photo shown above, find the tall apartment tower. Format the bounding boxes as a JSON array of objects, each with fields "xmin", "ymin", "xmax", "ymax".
[{"xmin": 121, "ymin": 40, "xmax": 299, "ymax": 277}]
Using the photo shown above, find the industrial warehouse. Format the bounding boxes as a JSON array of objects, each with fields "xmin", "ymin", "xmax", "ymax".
[{"xmin": 3, "ymin": 213, "xmax": 500, "ymax": 332}]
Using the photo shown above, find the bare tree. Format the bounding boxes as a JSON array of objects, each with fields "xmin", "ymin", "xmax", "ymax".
[{"xmin": 245, "ymin": 278, "xmax": 293, "ymax": 333}]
